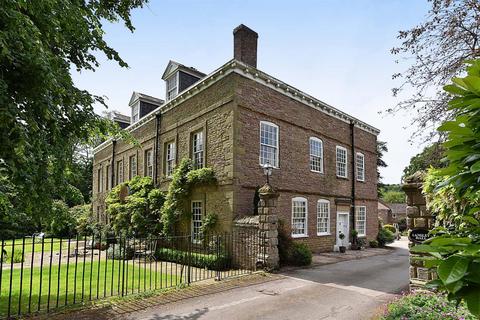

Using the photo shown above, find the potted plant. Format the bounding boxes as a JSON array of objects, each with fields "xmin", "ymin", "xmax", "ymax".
[
  {"xmin": 339, "ymin": 231, "xmax": 346, "ymax": 253},
  {"xmin": 350, "ymin": 229, "xmax": 360, "ymax": 250}
]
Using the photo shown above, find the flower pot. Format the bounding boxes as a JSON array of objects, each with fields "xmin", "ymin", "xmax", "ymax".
[{"xmin": 339, "ymin": 246, "xmax": 346, "ymax": 253}]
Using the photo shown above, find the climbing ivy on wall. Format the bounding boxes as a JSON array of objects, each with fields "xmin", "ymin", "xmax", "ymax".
[
  {"xmin": 160, "ymin": 158, "xmax": 216, "ymax": 235},
  {"xmin": 106, "ymin": 176, "xmax": 165, "ymax": 237},
  {"xmin": 105, "ymin": 159, "xmax": 216, "ymax": 237}
]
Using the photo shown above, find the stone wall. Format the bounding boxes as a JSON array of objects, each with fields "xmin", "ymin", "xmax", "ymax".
[
  {"xmin": 402, "ymin": 174, "xmax": 437, "ymax": 289},
  {"xmin": 232, "ymin": 215, "xmax": 260, "ymax": 269}
]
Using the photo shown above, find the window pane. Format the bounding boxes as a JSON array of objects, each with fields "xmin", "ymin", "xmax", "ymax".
[
  {"xmin": 260, "ymin": 122, "xmax": 278, "ymax": 167},
  {"xmin": 356, "ymin": 153, "xmax": 365, "ymax": 181},
  {"xmin": 292, "ymin": 199, "xmax": 307, "ymax": 236},
  {"xmin": 192, "ymin": 201, "xmax": 203, "ymax": 243},
  {"xmin": 356, "ymin": 206, "xmax": 367, "ymax": 236},
  {"xmin": 310, "ymin": 138, "xmax": 323, "ymax": 172},
  {"xmin": 193, "ymin": 132, "xmax": 204, "ymax": 169},
  {"xmin": 336, "ymin": 147, "xmax": 347, "ymax": 177},
  {"xmin": 166, "ymin": 142, "xmax": 176, "ymax": 176},
  {"xmin": 317, "ymin": 201, "xmax": 329, "ymax": 234}
]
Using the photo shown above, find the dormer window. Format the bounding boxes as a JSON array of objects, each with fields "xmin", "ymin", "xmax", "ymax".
[
  {"xmin": 132, "ymin": 103, "xmax": 140, "ymax": 123},
  {"xmin": 166, "ymin": 73, "xmax": 178, "ymax": 101},
  {"xmin": 162, "ymin": 61, "xmax": 205, "ymax": 102}
]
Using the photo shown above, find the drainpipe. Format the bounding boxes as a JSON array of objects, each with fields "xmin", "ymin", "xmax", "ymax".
[
  {"xmin": 154, "ymin": 113, "xmax": 161, "ymax": 186},
  {"xmin": 350, "ymin": 120, "xmax": 356, "ymax": 231},
  {"xmin": 111, "ymin": 140, "xmax": 117, "ymax": 188}
]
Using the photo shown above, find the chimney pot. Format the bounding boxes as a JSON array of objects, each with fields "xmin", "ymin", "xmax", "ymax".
[{"xmin": 233, "ymin": 24, "xmax": 258, "ymax": 68}]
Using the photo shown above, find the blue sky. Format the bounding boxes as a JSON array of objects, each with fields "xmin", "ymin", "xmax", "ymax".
[{"xmin": 72, "ymin": 0, "xmax": 431, "ymax": 184}]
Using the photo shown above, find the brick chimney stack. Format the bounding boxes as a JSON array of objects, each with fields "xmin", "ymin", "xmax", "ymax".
[{"xmin": 233, "ymin": 24, "xmax": 258, "ymax": 68}]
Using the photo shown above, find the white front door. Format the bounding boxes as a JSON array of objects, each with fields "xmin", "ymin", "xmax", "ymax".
[{"xmin": 336, "ymin": 212, "xmax": 350, "ymax": 247}]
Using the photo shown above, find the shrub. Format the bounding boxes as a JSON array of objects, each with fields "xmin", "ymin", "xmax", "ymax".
[
  {"xmin": 277, "ymin": 219, "xmax": 312, "ymax": 266},
  {"xmin": 383, "ymin": 224, "xmax": 397, "ymax": 234},
  {"xmin": 3, "ymin": 251, "xmax": 24, "ymax": 263},
  {"xmin": 155, "ymin": 248, "xmax": 229, "ymax": 270},
  {"xmin": 369, "ymin": 240, "xmax": 379, "ymax": 248},
  {"xmin": 356, "ymin": 237, "xmax": 366, "ymax": 248},
  {"xmin": 288, "ymin": 243, "xmax": 312, "ymax": 266},
  {"xmin": 380, "ymin": 291, "xmax": 474, "ymax": 320},
  {"xmin": 277, "ymin": 219, "xmax": 294, "ymax": 266},
  {"xmin": 106, "ymin": 244, "xmax": 134, "ymax": 260},
  {"xmin": 377, "ymin": 228, "xmax": 395, "ymax": 247}
]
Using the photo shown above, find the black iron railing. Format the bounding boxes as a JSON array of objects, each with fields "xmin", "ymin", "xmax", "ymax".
[{"xmin": 0, "ymin": 230, "xmax": 261, "ymax": 319}]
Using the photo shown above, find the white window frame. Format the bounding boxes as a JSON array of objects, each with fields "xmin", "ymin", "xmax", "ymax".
[
  {"xmin": 166, "ymin": 73, "xmax": 179, "ymax": 101},
  {"xmin": 145, "ymin": 149, "xmax": 154, "ymax": 178},
  {"xmin": 356, "ymin": 152, "xmax": 365, "ymax": 182},
  {"xmin": 309, "ymin": 137, "xmax": 324, "ymax": 173},
  {"xmin": 291, "ymin": 197, "xmax": 308, "ymax": 238},
  {"xmin": 336, "ymin": 146, "xmax": 348, "ymax": 178},
  {"xmin": 129, "ymin": 155, "xmax": 137, "ymax": 180},
  {"xmin": 356, "ymin": 206, "xmax": 367, "ymax": 237},
  {"xmin": 192, "ymin": 131, "xmax": 204, "ymax": 169},
  {"xmin": 191, "ymin": 200, "xmax": 203, "ymax": 243},
  {"xmin": 132, "ymin": 103, "xmax": 140, "ymax": 123},
  {"xmin": 166, "ymin": 141, "xmax": 176, "ymax": 177},
  {"xmin": 259, "ymin": 121, "xmax": 279, "ymax": 168},
  {"xmin": 317, "ymin": 199, "xmax": 330, "ymax": 236},
  {"xmin": 117, "ymin": 160, "xmax": 124, "ymax": 184}
]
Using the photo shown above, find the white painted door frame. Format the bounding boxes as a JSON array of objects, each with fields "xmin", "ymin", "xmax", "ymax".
[{"xmin": 335, "ymin": 211, "xmax": 350, "ymax": 251}]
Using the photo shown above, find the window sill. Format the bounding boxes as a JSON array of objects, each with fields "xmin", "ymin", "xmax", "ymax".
[
  {"xmin": 336, "ymin": 175, "xmax": 349, "ymax": 180},
  {"xmin": 356, "ymin": 179, "xmax": 365, "ymax": 183},
  {"xmin": 317, "ymin": 232, "xmax": 331, "ymax": 237},
  {"xmin": 310, "ymin": 170, "xmax": 324, "ymax": 174},
  {"xmin": 291, "ymin": 234, "xmax": 309, "ymax": 239}
]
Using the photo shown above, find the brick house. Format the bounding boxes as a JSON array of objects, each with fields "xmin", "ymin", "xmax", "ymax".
[
  {"xmin": 92, "ymin": 25, "xmax": 380, "ymax": 252},
  {"xmin": 378, "ymin": 201, "xmax": 407, "ymax": 225}
]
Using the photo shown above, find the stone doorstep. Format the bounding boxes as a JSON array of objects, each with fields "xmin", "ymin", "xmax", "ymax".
[{"xmin": 28, "ymin": 272, "xmax": 283, "ymax": 320}]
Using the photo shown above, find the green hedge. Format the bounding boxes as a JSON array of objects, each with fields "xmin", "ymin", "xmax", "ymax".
[{"xmin": 155, "ymin": 248, "xmax": 230, "ymax": 270}]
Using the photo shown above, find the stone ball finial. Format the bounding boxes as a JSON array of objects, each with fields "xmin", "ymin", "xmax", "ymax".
[
  {"xmin": 403, "ymin": 171, "xmax": 426, "ymax": 184},
  {"xmin": 258, "ymin": 182, "xmax": 279, "ymax": 199}
]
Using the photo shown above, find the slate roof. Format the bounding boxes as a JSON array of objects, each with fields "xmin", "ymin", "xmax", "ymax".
[{"xmin": 386, "ymin": 203, "xmax": 407, "ymax": 214}]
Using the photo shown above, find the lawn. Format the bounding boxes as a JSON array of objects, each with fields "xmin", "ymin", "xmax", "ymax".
[
  {"xmin": 2, "ymin": 238, "xmax": 75, "ymax": 257},
  {"xmin": 0, "ymin": 258, "xmax": 178, "ymax": 317}
]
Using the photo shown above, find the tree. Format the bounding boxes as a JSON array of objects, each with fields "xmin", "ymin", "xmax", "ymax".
[
  {"xmin": 411, "ymin": 60, "xmax": 480, "ymax": 317},
  {"xmin": 389, "ymin": 0, "xmax": 480, "ymax": 141},
  {"xmin": 381, "ymin": 191, "xmax": 405, "ymax": 203},
  {"xmin": 377, "ymin": 141, "xmax": 388, "ymax": 191},
  {"xmin": 402, "ymin": 142, "xmax": 446, "ymax": 178},
  {"xmin": 0, "ymin": 0, "xmax": 146, "ymax": 226}
]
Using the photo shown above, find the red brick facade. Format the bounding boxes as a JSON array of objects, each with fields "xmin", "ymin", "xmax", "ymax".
[{"xmin": 92, "ymin": 60, "xmax": 379, "ymax": 252}]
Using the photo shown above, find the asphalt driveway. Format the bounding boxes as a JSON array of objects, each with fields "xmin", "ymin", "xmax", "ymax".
[{"xmin": 120, "ymin": 239, "xmax": 409, "ymax": 320}]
